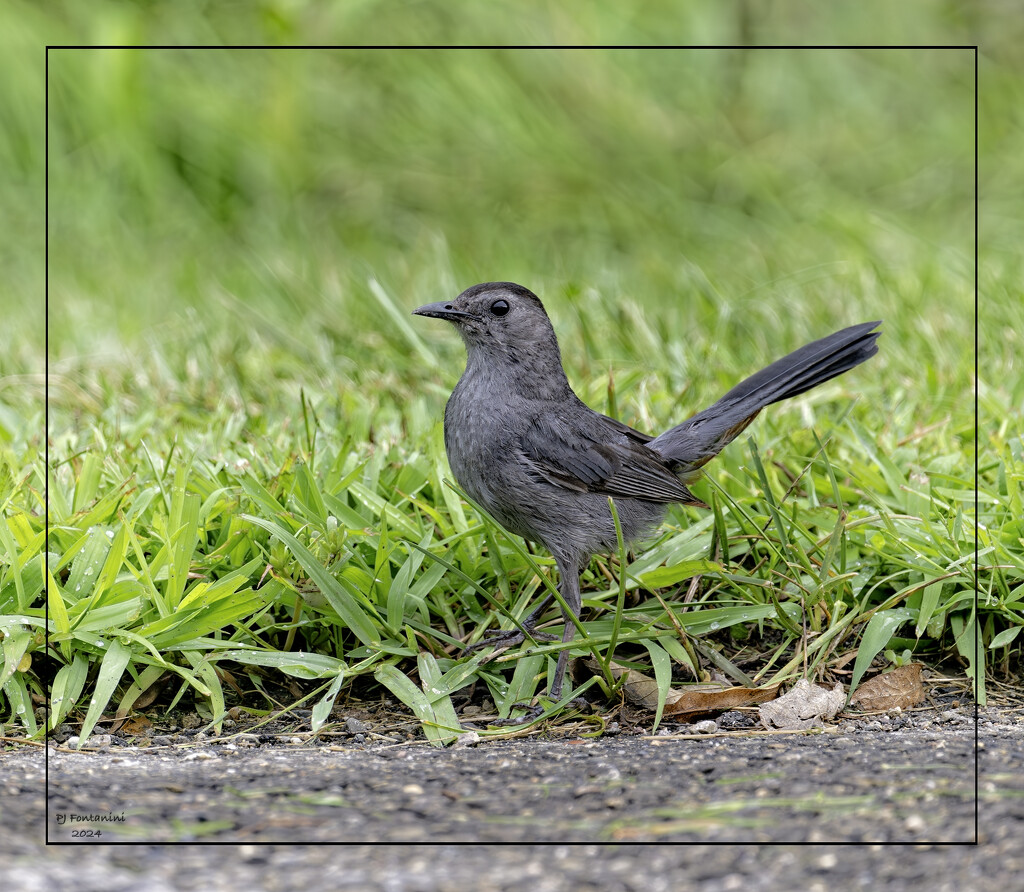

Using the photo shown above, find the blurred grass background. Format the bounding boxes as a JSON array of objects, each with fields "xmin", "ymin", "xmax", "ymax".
[
  {"xmin": 2, "ymin": 2, "xmax": 1022, "ymax": 739},
  {"xmin": 7, "ymin": 6, "xmax": 1011, "ymax": 429},
  {"xmin": 5, "ymin": 7, "xmax": 1010, "ymax": 399},
  {"xmin": 34, "ymin": 39, "xmax": 978, "ymax": 436}
]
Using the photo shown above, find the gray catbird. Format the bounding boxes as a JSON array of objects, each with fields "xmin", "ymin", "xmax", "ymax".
[{"xmin": 414, "ymin": 282, "xmax": 880, "ymax": 698}]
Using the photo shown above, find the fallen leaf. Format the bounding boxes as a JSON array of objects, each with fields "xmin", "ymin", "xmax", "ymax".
[
  {"xmin": 664, "ymin": 682, "xmax": 780, "ymax": 721},
  {"xmin": 759, "ymin": 678, "xmax": 845, "ymax": 730},
  {"xmin": 849, "ymin": 663, "xmax": 926, "ymax": 711},
  {"xmin": 109, "ymin": 673, "xmax": 169, "ymax": 732},
  {"xmin": 133, "ymin": 673, "xmax": 169, "ymax": 710},
  {"xmin": 119, "ymin": 715, "xmax": 153, "ymax": 736},
  {"xmin": 215, "ymin": 666, "xmax": 246, "ymax": 698},
  {"xmin": 579, "ymin": 658, "xmax": 779, "ymax": 720},
  {"xmin": 579, "ymin": 658, "xmax": 662, "ymax": 709}
]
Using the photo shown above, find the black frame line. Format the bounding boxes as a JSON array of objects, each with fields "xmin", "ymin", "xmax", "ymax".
[{"xmin": 42, "ymin": 43, "xmax": 981, "ymax": 848}]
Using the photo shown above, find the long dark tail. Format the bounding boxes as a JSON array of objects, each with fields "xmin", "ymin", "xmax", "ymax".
[{"xmin": 647, "ymin": 321, "xmax": 881, "ymax": 477}]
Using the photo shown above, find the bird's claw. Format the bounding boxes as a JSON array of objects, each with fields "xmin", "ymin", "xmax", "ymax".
[
  {"xmin": 487, "ymin": 702, "xmax": 545, "ymax": 726},
  {"xmin": 462, "ymin": 627, "xmax": 558, "ymax": 657}
]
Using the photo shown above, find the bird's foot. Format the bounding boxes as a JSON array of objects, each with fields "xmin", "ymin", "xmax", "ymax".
[
  {"xmin": 486, "ymin": 695, "xmax": 589, "ymax": 727},
  {"xmin": 461, "ymin": 626, "xmax": 558, "ymax": 656},
  {"xmin": 487, "ymin": 703, "xmax": 545, "ymax": 726}
]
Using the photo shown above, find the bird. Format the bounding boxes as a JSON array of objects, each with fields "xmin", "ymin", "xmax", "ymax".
[{"xmin": 414, "ymin": 282, "xmax": 880, "ymax": 698}]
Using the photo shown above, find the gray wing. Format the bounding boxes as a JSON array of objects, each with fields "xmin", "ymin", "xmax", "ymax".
[
  {"xmin": 517, "ymin": 413, "xmax": 703, "ymax": 505},
  {"xmin": 596, "ymin": 413, "xmax": 654, "ymax": 445}
]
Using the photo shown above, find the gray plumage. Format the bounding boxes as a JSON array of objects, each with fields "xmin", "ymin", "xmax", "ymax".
[{"xmin": 414, "ymin": 282, "xmax": 880, "ymax": 698}]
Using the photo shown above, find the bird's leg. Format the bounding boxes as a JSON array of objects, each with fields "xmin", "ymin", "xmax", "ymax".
[
  {"xmin": 462, "ymin": 555, "xmax": 585, "ymax": 701},
  {"xmin": 461, "ymin": 592, "xmax": 558, "ymax": 655},
  {"xmin": 548, "ymin": 556, "xmax": 583, "ymax": 699}
]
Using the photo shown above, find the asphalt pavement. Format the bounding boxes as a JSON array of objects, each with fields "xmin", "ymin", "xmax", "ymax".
[{"xmin": 3, "ymin": 704, "xmax": 1022, "ymax": 888}]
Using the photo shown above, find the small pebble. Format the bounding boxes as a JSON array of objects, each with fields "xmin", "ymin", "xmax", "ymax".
[
  {"xmin": 345, "ymin": 717, "xmax": 369, "ymax": 734},
  {"xmin": 905, "ymin": 814, "xmax": 927, "ymax": 832}
]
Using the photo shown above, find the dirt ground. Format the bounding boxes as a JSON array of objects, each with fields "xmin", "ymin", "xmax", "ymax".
[{"xmin": 2, "ymin": 701, "xmax": 1022, "ymax": 889}]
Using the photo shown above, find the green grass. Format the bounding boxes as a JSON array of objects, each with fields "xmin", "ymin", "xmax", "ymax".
[{"xmin": 2, "ymin": 4, "xmax": 1020, "ymax": 744}]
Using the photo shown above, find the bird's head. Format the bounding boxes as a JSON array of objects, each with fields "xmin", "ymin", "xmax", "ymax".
[{"xmin": 413, "ymin": 282, "xmax": 565, "ymax": 376}]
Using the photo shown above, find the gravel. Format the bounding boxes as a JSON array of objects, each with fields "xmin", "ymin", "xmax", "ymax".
[{"xmin": 3, "ymin": 704, "xmax": 1021, "ymax": 890}]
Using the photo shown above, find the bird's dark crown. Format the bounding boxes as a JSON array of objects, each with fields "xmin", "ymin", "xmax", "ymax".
[{"xmin": 457, "ymin": 282, "xmax": 547, "ymax": 311}]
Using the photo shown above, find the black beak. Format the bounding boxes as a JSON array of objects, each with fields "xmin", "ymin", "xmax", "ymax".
[{"xmin": 412, "ymin": 301, "xmax": 474, "ymax": 321}]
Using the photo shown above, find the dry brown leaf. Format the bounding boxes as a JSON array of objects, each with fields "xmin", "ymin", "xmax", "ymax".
[
  {"xmin": 664, "ymin": 683, "xmax": 781, "ymax": 721},
  {"xmin": 849, "ymin": 663, "xmax": 926, "ymax": 711},
  {"xmin": 109, "ymin": 672, "xmax": 170, "ymax": 733},
  {"xmin": 215, "ymin": 666, "xmax": 246, "ymax": 698},
  {"xmin": 579, "ymin": 658, "xmax": 662, "ymax": 709},
  {"xmin": 133, "ymin": 673, "xmax": 169, "ymax": 710},
  {"xmin": 118, "ymin": 714, "xmax": 153, "ymax": 736},
  {"xmin": 579, "ymin": 658, "xmax": 779, "ymax": 720},
  {"xmin": 759, "ymin": 678, "xmax": 845, "ymax": 730}
]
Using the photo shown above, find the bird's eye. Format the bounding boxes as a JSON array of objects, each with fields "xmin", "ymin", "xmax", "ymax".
[{"xmin": 489, "ymin": 299, "xmax": 510, "ymax": 317}]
